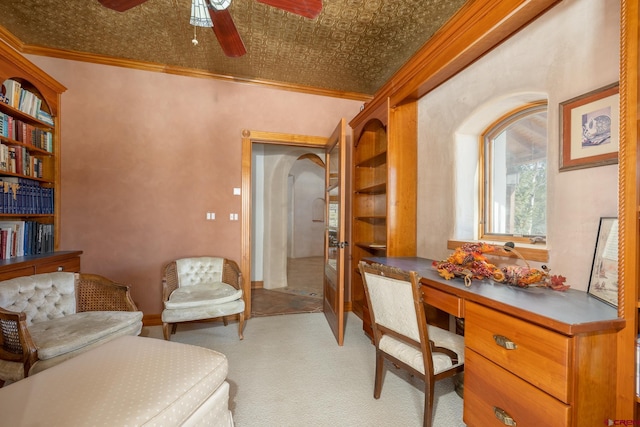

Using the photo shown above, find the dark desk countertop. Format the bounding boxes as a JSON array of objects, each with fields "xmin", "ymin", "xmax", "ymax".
[{"xmin": 365, "ymin": 256, "xmax": 624, "ymax": 335}]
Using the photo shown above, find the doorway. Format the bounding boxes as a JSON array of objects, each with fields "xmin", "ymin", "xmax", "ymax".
[
  {"xmin": 252, "ymin": 145, "xmax": 325, "ymax": 316},
  {"xmin": 240, "ymin": 130, "xmax": 329, "ymax": 318}
]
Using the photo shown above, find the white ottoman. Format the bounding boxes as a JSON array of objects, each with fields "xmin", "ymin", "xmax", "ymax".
[{"xmin": 0, "ymin": 335, "xmax": 233, "ymax": 426}]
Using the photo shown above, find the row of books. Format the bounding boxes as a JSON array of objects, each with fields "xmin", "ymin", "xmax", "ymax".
[
  {"xmin": 0, "ymin": 177, "xmax": 53, "ymax": 215},
  {"xmin": 0, "ymin": 144, "xmax": 44, "ymax": 178},
  {"xmin": 0, "ymin": 220, "xmax": 54, "ymax": 259},
  {"xmin": 1, "ymin": 79, "xmax": 45, "ymax": 118},
  {"xmin": 0, "ymin": 112, "xmax": 54, "ymax": 152},
  {"xmin": 37, "ymin": 110, "xmax": 54, "ymax": 126}
]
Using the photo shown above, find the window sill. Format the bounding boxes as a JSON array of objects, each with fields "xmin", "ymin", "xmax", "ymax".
[{"xmin": 447, "ymin": 239, "xmax": 549, "ymax": 263}]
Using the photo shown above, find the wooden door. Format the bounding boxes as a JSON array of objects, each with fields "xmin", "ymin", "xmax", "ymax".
[{"xmin": 324, "ymin": 119, "xmax": 347, "ymax": 345}]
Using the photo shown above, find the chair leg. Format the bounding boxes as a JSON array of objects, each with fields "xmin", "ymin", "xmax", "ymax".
[
  {"xmin": 162, "ymin": 322, "xmax": 171, "ymax": 341},
  {"xmin": 223, "ymin": 316, "xmax": 229, "ymax": 326},
  {"xmin": 373, "ymin": 350, "xmax": 384, "ymax": 399},
  {"xmin": 423, "ymin": 379, "xmax": 435, "ymax": 427},
  {"xmin": 237, "ymin": 312, "xmax": 245, "ymax": 340},
  {"xmin": 171, "ymin": 324, "xmax": 177, "ymax": 335}
]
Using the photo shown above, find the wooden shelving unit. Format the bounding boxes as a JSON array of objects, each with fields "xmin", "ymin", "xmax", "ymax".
[
  {"xmin": 349, "ymin": 100, "xmax": 418, "ymax": 335},
  {"xmin": 0, "ymin": 39, "xmax": 79, "ymax": 276}
]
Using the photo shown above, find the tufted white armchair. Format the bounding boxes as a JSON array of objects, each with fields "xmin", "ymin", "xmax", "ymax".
[{"xmin": 161, "ymin": 257, "xmax": 246, "ymax": 341}]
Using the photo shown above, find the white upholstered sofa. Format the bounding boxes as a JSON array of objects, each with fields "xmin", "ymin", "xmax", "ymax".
[
  {"xmin": 0, "ymin": 335, "xmax": 234, "ymax": 426},
  {"xmin": 0, "ymin": 272, "xmax": 143, "ymax": 383}
]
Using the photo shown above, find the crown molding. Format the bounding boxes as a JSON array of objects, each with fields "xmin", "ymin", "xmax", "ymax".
[{"xmin": 0, "ymin": 25, "xmax": 371, "ymax": 103}]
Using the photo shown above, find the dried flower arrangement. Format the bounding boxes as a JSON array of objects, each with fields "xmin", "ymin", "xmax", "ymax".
[{"xmin": 432, "ymin": 242, "xmax": 570, "ymax": 291}]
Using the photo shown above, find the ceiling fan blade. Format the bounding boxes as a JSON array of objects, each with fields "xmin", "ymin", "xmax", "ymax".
[
  {"xmin": 209, "ymin": 8, "xmax": 247, "ymax": 57},
  {"xmin": 257, "ymin": 0, "xmax": 322, "ymax": 19},
  {"xmin": 97, "ymin": 0, "xmax": 148, "ymax": 12}
]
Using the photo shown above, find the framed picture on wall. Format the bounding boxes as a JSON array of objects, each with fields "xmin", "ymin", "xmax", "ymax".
[
  {"xmin": 559, "ymin": 83, "xmax": 619, "ymax": 171},
  {"xmin": 587, "ymin": 217, "xmax": 618, "ymax": 307}
]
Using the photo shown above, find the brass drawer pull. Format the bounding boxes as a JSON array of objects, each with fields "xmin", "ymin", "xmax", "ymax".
[
  {"xmin": 493, "ymin": 334, "xmax": 517, "ymax": 350},
  {"xmin": 494, "ymin": 407, "xmax": 517, "ymax": 426}
]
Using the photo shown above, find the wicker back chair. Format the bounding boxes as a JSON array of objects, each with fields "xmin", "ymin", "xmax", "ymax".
[
  {"xmin": 359, "ymin": 261, "xmax": 465, "ymax": 427},
  {"xmin": 161, "ymin": 257, "xmax": 245, "ymax": 341},
  {"xmin": 0, "ymin": 308, "xmax": 37, "ymax": 385},
  {"xmin": 0, "ymin": 273, "xmax": 140, "ymax": 386}
]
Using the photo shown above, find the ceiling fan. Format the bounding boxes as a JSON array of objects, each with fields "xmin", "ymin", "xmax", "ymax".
[{"xmin": 97, "ymin": 0, "xmax": 322, "ymax": 57}]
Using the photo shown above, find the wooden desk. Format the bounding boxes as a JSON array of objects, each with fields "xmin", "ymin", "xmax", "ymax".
[{"xmin": 365, "ymin": 257, "xmax": 624, "ymax": 427}]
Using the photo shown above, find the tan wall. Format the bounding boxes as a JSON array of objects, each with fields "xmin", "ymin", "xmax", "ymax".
[{"xmin": 28, "ymin": 55, "xmax": 362, "ymax": 315}]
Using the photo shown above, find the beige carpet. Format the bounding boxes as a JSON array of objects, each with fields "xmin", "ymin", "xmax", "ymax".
[{"xmin": 142, "ymin": 313, "xmax": 465, "ymax": 426}]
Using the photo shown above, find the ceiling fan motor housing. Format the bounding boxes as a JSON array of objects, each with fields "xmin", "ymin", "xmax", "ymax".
[{"xmin": 208, "ymin": 0, "xmax": 231, "ymax": 11}]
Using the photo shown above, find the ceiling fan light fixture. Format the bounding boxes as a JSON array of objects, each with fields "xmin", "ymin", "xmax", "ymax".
[
  {"xmin": 208, "ymin": 0, "xmax": 232, "ymax": 11},
  {"xmin": 190, "ymin": 0, "xmax": 213, "ymax": 27}
]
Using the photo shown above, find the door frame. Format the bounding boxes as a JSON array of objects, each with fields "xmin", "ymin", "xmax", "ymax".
[{"xmin": 241, "ymin": 130, "xmax": 329, "ymax": 317}]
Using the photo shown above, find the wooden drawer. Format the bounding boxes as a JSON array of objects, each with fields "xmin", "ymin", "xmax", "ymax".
[
  {"xmin": 0, "ymin": 266, "xmax": 36, "ymax": 281},
  {"xmin": 35, "ymin": 256, "xmax": 81, "ymax": 274},
  {"xmin": 464, "ymin": 301, "xmax": 570, "ymax": 402},
  {"xmin": 422, "ymin": 285, "xmax": 463, "ymax": 317},
  {"xmin": 464, "ymin": 349, "xmax": 570, "ymax": 427}
]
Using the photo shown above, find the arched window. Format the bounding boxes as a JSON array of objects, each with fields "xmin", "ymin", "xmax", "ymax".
[{"xmin": 480, "ymin": 102, "xmax": 547, "ymax": 241}]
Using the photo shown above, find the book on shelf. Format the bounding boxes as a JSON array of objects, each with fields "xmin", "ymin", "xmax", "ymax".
[
  {"xmin": 0, "ymin": 177, "xmax": 54, "ymax": 215},
  {"xmin": 0, "ymin": 220, "xmax": 53, "ymax": 258},
  {"xmin": 37, "ymin": 110, "xmax": 54, "ymax": 126},
  {"xmin": 0, "ymin": 113, "xmax": 53, "ymax": 154},
  {"xmin": 0, "ymin": 143, "xmax": 7, "ymax": 171},
  {"xmin": 1, "ymin": 79, "xmax": 20, "ymax": 109},
  {"xmin": 1, "ymin": 80, "xmax": 52, "ymax": 125},
  {"xmin": 17, "ymin": 88, "xmax": 41, "ymax": 117},
  {"xmin": 0, "ymin": 220, "xmax": 25, "ymax": 258}
]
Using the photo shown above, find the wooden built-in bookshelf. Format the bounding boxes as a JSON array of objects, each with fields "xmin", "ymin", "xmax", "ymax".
[
  {"xmin": 349, "ymin": 100, "xmax": 418, "ymax": 336},
  {"xmin": 0, "ymin": 38, "xmax": 76, "ymax": 272}
]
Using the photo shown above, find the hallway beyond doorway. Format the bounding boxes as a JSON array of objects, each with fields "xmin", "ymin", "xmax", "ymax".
[{"xmin": 251, "ymin": 256, "xmax": 323, "ymax": 317}]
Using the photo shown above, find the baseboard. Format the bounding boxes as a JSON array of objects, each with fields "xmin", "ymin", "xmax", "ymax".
[
  {"xmin": 143, "ymin": 313, "xmax": 162, "ymax": 327},
  {"xmin": 252, "ymin": 280, "xmax": 264, "ymax": 289}
]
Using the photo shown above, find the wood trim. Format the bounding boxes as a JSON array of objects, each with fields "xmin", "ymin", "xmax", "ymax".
[
  {"xmin": 386, "ymin": 101, "xmax": 417, "ymax": 256},
  {"xmin": 616, "ymin": 0, "xmax": 639, "ymax": 418},
  {"xmin": 240, "ymin": 129, "xmax": 330, "ymax": 319},
  {"xmin": 0, "ymin": 27, "xmax": 371, "ymax": 103},
  {"xmin": 350, "ymin": 0, "xmax": 560, "ymax": 129},
  {"xmin": 142, "ymin": 313, "xmax": 162, "ymax": 327}
]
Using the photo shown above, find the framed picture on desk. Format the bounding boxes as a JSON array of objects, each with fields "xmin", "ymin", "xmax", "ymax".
[{"xmin": 587, "ymin": 217, "xmax": 618, "ymax": 307}]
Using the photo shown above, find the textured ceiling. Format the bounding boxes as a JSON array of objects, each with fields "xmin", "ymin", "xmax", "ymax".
[{"xmin": 0, "ymin": 0, "xmax": 467, "ymax": 97}]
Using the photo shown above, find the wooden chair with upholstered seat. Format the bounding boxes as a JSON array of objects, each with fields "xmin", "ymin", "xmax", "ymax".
[
  {"xmin": 161, "ymin": 256, "xmax": 246, "ymax": 340},
  {"xmin": 358, "ymin": 261, "xmax": 465, "ymax": 427}
]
